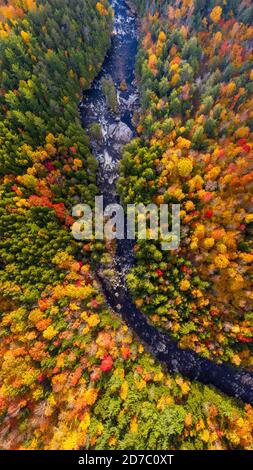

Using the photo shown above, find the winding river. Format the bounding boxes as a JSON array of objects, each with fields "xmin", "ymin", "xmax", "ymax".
[{"xmin": 80, "ymin": 0, "xmax": 253, "ymax": 405}]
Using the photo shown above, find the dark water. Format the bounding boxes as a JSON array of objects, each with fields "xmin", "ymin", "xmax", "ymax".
[{"xmin": 79, "ymin": 0, "xmax": 253, "ymax": 405}]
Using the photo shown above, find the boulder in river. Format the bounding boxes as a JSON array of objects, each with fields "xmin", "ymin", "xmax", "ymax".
[{"xmin": 108, "ymin": 121, "xmax": 133, "ymax": 145}]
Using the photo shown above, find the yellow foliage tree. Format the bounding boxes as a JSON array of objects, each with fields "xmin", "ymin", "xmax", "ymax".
[{"xmin": 210, "ymin": 6, "xmax": 222, "ymax": 24}]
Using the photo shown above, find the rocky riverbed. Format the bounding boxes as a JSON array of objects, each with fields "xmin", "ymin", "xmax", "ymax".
[{"xmin": 79, "ymin": 0, "xmax": 253, "ymax": 405}]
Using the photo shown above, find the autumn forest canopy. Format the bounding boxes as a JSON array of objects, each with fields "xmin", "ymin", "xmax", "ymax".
[{"xmin": 0, "ymin": 0, "xmax": 253, "ymax": 451}]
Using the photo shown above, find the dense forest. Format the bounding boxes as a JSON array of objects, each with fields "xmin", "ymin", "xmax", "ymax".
[
  {"xmin": 0, "ymin": 0, "xmax": 252, "ymax": 451},
  {"xmin": 119, "ymin": 0, "xmax": 253, "ymax": 367}
]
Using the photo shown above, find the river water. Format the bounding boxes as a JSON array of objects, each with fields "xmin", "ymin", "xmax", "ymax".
[
  {"xmin": 79, "ymin": 0, "xmax": 253, "ymax": 405},
  {"xmin": 80, "ymin": 0, "xmax": 139, "ymax": 278}
]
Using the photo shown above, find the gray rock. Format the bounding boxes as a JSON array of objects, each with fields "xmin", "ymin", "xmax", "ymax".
[{"xmin": 108, "ymin": 121, "xmax": 133, "ymax": 145}]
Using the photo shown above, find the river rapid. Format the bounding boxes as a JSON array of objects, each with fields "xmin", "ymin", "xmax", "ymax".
[{"xmin": 79, "ymin": 0, "xmax": 253, "ymax": 405}]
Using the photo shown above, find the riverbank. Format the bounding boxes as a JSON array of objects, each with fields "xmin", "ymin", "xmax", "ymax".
[
  {"xmin": 79, "ymin": 0, "xmax": 253, "ymax": 405},
  {"xmin": 0, "ymin": 0, "xmax": 253, "ymax": 450}
]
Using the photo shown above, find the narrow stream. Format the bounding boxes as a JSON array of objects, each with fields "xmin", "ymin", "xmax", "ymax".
[{"xmin": 79, "ymin": 0, "xmax": 253, "ymax": 405}]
